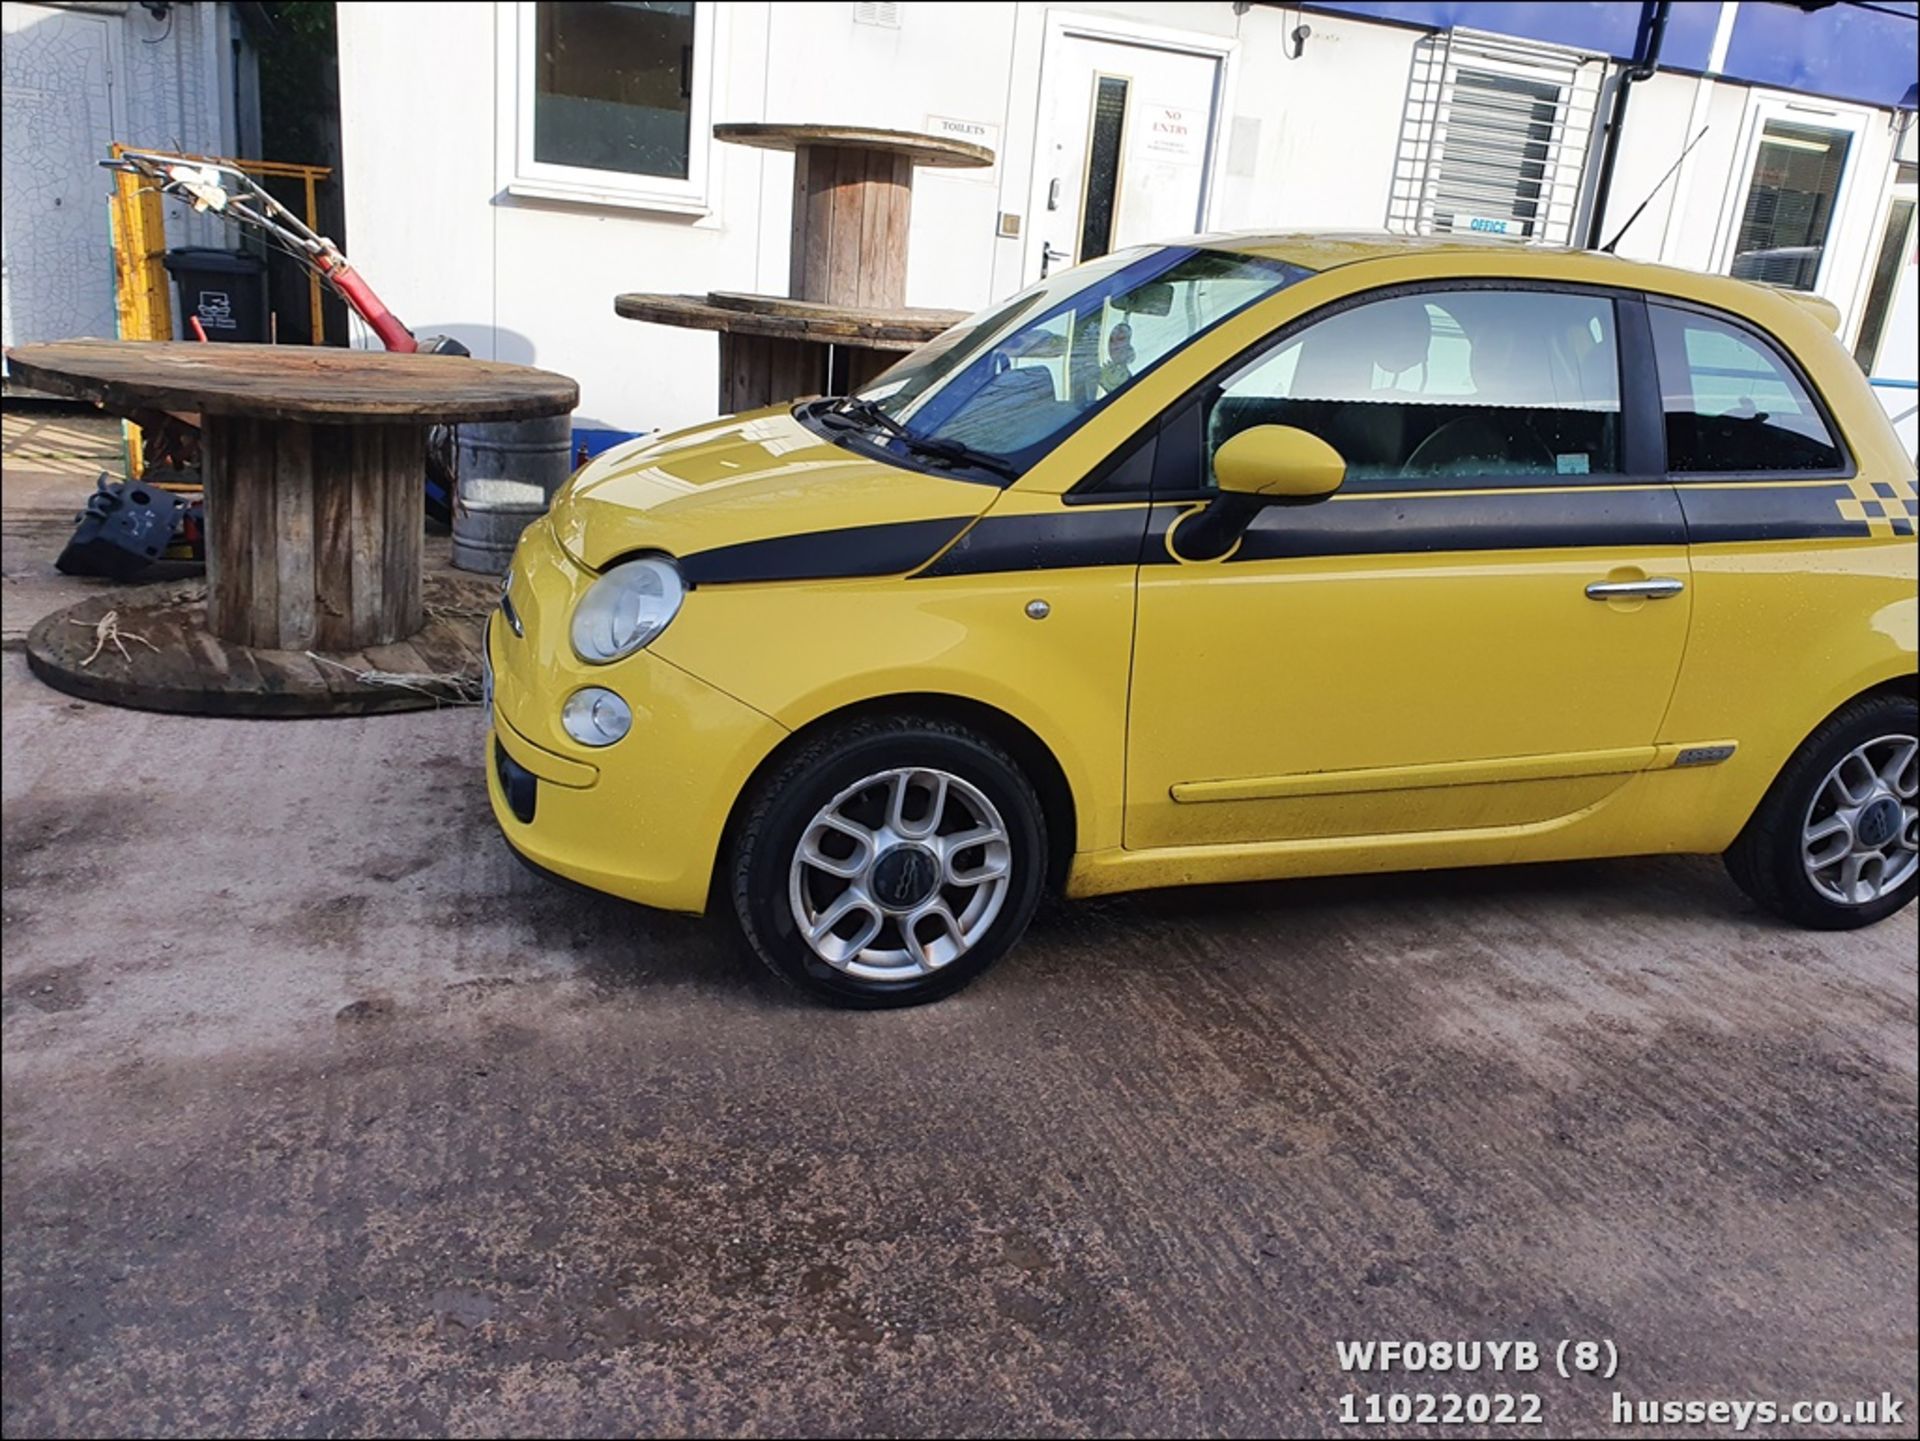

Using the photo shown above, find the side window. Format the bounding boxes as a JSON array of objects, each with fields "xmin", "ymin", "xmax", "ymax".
[
  {"xmin": 1649, "ymin": 305, "xmax": 1842, "ymax": 473},
  {"xmin": 1205, "ymin": 289, "xmax": 1623, "ymax": 487}
]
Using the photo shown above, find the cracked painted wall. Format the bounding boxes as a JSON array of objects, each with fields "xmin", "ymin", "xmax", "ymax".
[{"xmin": 3, "ymin": 1, "xmax": 234, "ymax": 353}]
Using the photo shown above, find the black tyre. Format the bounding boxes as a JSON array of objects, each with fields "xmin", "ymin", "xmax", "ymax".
[
  {"xmin": 725, "ymin": 714, "xmax": 1048, "ymax": 1007},
  {"xmin": 1724, "ymin": 689, "xmax": 1918, "ymax": 929}
]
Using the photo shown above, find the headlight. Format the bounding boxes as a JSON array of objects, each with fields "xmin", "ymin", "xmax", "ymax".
[
  {"xmin": 561, "ymin": 687, "xmax": 633, "ymax": 747},
  {"xmin": 570, "ymin": 556, "xmax": 683, "ymax": 663}
]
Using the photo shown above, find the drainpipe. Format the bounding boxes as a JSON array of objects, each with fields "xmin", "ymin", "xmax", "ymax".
[{"xmin": 1584, "ymin": 0, "xmax": 1672, "ymax": 250}]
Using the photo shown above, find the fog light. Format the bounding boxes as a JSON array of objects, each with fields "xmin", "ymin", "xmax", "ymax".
[{"xmin": 561, "ymin": 687, "xmax": 632, "ymax": 747}]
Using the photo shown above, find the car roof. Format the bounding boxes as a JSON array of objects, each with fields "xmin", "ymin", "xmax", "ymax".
[
  {"xmin": 1199, "ymin": 229, "xmax": 1571, "ymax": 270},
  {"xmin": 1192, "ymin": 229, "xmax": 1841, "ymax": 330}
]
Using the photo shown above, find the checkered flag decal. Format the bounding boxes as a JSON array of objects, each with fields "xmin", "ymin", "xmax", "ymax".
[{"xmin": 1837, "ymin": 477, "xmax": 1919, "ymax": 538}]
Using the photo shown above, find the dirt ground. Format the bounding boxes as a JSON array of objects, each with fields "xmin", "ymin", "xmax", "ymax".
[{"xmin": 3, "ymin": 406, "xmax": 1916, "ymax": 1437}]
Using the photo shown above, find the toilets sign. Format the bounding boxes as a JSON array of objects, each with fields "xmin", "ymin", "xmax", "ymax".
[{"xmin": 925, "ymin": 114, "xmax": 1002, "ymax": 179}]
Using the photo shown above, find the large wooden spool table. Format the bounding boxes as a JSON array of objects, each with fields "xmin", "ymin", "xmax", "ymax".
[
  {"xmin": 613, "ymin": 290, "xmax": 968, "ymax": 411},
  {"xmin": 618, "ymin": 123, "xmax": 992, "ymax": 411},
  {"xmin": 6, "ymin": 340, "xmax": 578, "ymax": 716}
]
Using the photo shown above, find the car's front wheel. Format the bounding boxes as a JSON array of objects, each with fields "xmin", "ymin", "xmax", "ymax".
[
  {"xmin": 1725, "ymin": 689, "xmax": 1918, "ymax": 929},
  {"xmin": 725, "ymin": 715, "xmax": 1048, "ymax": 1007}
]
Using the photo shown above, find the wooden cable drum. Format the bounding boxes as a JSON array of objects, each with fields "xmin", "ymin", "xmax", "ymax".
[
  {"xmin": 715, "ymin": 123, "xmax": 993, "ymax": 311},
  {"xmin": 617, "ymin": 126, "xmax": 993, "ymax": 412},
  {"xmin": 6, "ymin": 341, "xmax": 577, "ymax": 652},
  {"xmin": 614, "ymin": 293, "xmax": 965, "ymax": 348},
  {"xmin": 5, "ymin": 340, "xmax": 577, "ymax": 425}
]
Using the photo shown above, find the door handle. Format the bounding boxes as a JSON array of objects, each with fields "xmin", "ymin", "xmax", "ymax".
[
  {"xmin": 1585, "ymin": 577, "xmax": 1685, "ymax": 601},
  {"xmin": 1040, "ymin": 243, "xmax": 1072, "ymax": 278}
]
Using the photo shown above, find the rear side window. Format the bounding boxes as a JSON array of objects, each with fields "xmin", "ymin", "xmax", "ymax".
[{"xmin": 1649, "ymin": 304, "xmax": 1842, "ymax": 473}]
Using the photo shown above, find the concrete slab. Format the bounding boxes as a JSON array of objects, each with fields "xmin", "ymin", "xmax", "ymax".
[{"xmin": 3, "ymin": 644, "xmax": 1915, "ymax": 1434}]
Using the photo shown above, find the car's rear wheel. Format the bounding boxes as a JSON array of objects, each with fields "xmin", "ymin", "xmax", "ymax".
[
  {"xmin": 726, "ymin": 715, "xmax": 1047, "ymax": 1007},
  {"xmin": 1725, "ymin": 690, "xmax": 1918, "ymax": 929}
]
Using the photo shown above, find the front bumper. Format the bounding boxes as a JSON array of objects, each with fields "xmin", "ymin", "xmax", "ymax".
[{"xmin": 483, "ymin": 524, "xmax": 788, "ymax": 914}]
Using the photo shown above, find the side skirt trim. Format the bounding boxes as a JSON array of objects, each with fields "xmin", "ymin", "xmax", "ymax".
[{"xmin": 1169, "ymin": 740, "xmax": 1739, "ymax": 804}]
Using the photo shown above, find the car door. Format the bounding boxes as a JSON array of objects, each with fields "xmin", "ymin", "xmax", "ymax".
[{"xmin": 1125, "ymin": 283, "xmax": 1694, "ymax": 852}]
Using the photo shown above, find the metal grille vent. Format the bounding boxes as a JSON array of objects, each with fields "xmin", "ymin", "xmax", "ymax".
[
  {"xmin": 853, "ymin": 2, "xmax": 900, "ymax": 28},
  {"xmin": 1387, "ymin": 29, "xmax": 1604, "ymax": 245}
]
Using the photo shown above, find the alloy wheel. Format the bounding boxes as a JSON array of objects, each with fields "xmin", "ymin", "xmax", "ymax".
[
  {"xmin": 788, "ymin": 767, "xmax": 1013, "ymax": 981},
  {"xmin": 1801, "ymin": 734, "xmax": 1919, "ymax": 905}
]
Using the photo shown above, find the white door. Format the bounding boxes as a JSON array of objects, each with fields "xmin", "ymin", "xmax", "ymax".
[
  {"xmin": 1713, "ymin": 95, "xmax": 1870, "ymax": 301},
  {"xmin": 1, "ymin": 2, "xmax": 125, "ymax": 354},
  {"xmin": 1026, "ymin": 31, "xmax": 1221, "ymax": 283}
]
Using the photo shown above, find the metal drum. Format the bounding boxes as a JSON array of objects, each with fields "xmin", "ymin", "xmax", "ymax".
[{"xmin": 450, "ymin": 415, "xmax": 573, "ymax": 574}]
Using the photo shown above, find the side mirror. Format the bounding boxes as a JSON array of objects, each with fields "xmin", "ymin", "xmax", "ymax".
[
  {"xmin": 1171, "ymin": 425, "xmax": 1346, "ymax": 562},
  {"xmin": 1214, "ymin": 424, "xmax": 1346, "ymax": 502}
]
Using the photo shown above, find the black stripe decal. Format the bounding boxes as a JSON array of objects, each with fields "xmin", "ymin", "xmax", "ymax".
[
  {"xmin": 679, "ymin": 482, "xmax": 1888, "ymax": 586},
  {"xmin": 1677, "ymin": 483, "xmax": 1883, "ymax": 543},
  {"xmin": 917, "ymin": 508, "xmax": 1150, "ymax": 577},
  {"xmin": 1140, "ymin": 485, "xmax": 1687, "ymax": 563},
  {"xmin": 680, "ymin": 517, "xmax": 974, "ymax": 585}
]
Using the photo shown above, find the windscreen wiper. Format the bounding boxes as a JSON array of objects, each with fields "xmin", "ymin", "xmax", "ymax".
[{"xmin": 830, "ymin": 397, "xmax": 1018, "ymax": 481}]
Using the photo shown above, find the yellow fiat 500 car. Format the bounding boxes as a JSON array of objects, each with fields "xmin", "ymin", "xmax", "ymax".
[{"xmin": 488, "ymin": 233, "xmax": 1917, "ymax": 1007}]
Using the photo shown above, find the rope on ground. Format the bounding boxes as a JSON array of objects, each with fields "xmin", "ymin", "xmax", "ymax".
[
  {"xmin": 424, "ymin": 598, "xmax": 495, "ymax": 624},
  {"xmin": 68, "ymin": 609, "xmax": 159, "ymax": 667},
  {"xmin": 304, "ymin": 651, "xmax": 483, "ymax": 706}
]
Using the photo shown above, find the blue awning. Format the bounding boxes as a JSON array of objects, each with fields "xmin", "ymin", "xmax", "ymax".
[{"xmin": 1300, "ymin": 1, "xmax": 1919, "ymax": 110}]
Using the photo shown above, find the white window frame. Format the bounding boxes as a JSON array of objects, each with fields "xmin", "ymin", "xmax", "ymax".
[
  {"xmin": 497, "ymin": 0, "xmax": 714, "ymax": 215},
  {"xmin": 1711, "ymin": 91, "xmax": 1873, "ymax": 300}
]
